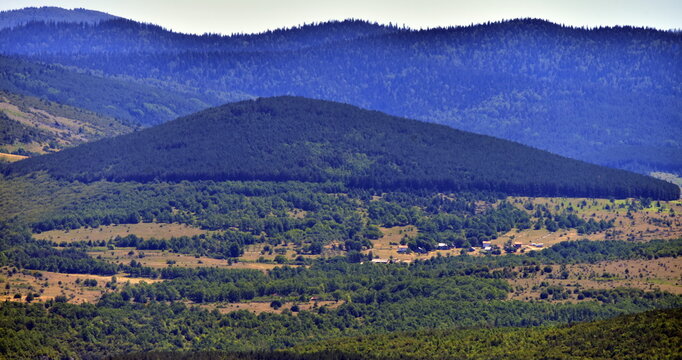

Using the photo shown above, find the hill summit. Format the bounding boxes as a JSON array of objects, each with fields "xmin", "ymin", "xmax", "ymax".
[
  {"xmin": 5, "ymin": 96, "xmax": 679, "ymax": 199},
  {"xmin": 0, "ymin": 7, "xmax": 117, "ymax": 30}
]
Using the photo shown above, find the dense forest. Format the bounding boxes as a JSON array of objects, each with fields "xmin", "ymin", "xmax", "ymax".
[
  {"xmin": 5, "ymin": 97, "xmax": 678, "ymax": 199},
  {"xmin": 287, "ymin": 308, "xmax": 682, "ymax": 360},
  {"xmin": 0, "ymin": 55, "xmax": 231, "ymax": 125},
  {"xmin": 0, "ymin": 7, "xmax": 116, "ymax": 30},
  {"xmin": 0, "ymin": 15, "xmax": 679, "ymax": 174}
]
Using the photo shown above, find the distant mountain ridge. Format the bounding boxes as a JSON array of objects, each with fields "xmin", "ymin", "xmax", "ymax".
[
  {"xmin": 5, "ymin": 96, "xmax": 678, "ymax": 200},
  {"xmin": 0, "ymin": 7, "xmax": 117, "ymax": 30},
  {"xmin": 0, "ymin": 9, "xmax": 679, "ymax": 175}
]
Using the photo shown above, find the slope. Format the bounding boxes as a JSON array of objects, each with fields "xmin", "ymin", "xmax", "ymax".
[
  {"xmin": 0, "ymin": 55, "xmax": 235, "ymax": 126},
  {"xmin": 288, "ymin": 307, "xmax": 682, "ymax": 360},
  {"xmin": 0, "ymin": 90, "xmax": 133, "ymax": 157},
  {"xmin": 0, "ymin": 6, "xmax": 117, "ymax": 30},
  {"xmin": 1, "ymin": 17, "xmax": 679, "ymax": 174},
  {"xmin": 5, "ymin": 96, "xmax": 679, "ymax": 200}
]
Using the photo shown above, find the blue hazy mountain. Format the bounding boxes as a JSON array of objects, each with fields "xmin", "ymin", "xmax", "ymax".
[
  {"xmin": 1, "ymin": 9, "xmax": 680, "ymax": 175},
  {"xmin": 0, "ymin": 6, "xmax": 117, "ymax": 30}
]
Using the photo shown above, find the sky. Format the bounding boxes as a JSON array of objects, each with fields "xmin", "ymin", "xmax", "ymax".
[{"xmin": 2, "ymin": 0, "xmax": 681, "ymax": 35}]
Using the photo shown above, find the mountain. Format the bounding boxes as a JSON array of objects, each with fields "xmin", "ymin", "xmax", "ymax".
[
  {"xmin": 0, "ymin": 14, "xmax": 679, "ymax": 174},
  {"xmin": 0, "ymin": 55, "xmax": 238, "ymax": 126},
  {"xmin": 0, "ymin": 90, "xmax": 133, "ymax": 158},
  {"xmin": 0, "ymin": 17, "xmax": 398, "ymax": 54},
  {"xmin": 5, "ymin": 96, "xmax": 678, "ymax": 199},
  {"xmin": 0, "ymin": 6, "xmax": 117, "ymax": 30}
]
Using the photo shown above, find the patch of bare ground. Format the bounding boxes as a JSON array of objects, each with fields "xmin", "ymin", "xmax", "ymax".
[
  {"xmin": 505, "ymin": 257, "xmax": 682, "ymax": 302},
  {"xmin": 34, "ymin": 223, "xmax": 210, "ymax": 243},
  {"xmin": 0, "ymin": 267, "xmax": 158, "ymax": 304},
  {"xmin": 198, "ymin": 300, "xmax": 344, "ymax": 315}
]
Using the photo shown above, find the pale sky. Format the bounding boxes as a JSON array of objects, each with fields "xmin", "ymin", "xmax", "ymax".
[{"xmin": 2, "ymin": 0, "xmax": 681, "ymax": 35}]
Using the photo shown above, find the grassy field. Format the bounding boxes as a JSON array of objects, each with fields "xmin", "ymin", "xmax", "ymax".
[
  {"xmin": 0, "ymin": 267, "xmax": 159, "ymax": 304},
  {"xmin": 198, "ymin": 300, "xmax": 343, "ymax": 315},
  {"xmin": 359, "ymin": 197, "xmax": 681, "ymax": 262},
  {"xmin": 362, "ymin": 226, "xmax": 421, "ymax": 262},
  {"xmin": 87, "ymin": 248, "xmax": 286, "ymax": 271},
  {"xmin": 0, "ymin": 152, "xmax": 28, "ymax": 163},
  {"xmin": 506, "ymin": 257, "xmax": 682, "ymax": 302},
  {"xmin": 505, "ymin": 197, "xmax": 682, "ymax": 243},
  {"xmin": 34, "ymin": 222, "xmax": 210, "ymax": 243}
]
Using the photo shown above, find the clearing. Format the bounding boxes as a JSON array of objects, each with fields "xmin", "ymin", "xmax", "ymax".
[
  {"xmin": 34, "ymin": 222, "xmax": 210, "ymax": 243},
  {"xmin": 0, "ymin": 267, "xmax": 158, "ymax": 304},
  {"xmin": 88, "ymin": 248, "xmax": 286, "ymax": 271},
  {"xmin": 506, "ymin": 257, "xmax": 682, "ymax": 302}
]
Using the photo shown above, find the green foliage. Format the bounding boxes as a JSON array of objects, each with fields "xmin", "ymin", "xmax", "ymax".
[{"xmin": 290, "ymin": 308, "xmax": 682, "ymax": 360}]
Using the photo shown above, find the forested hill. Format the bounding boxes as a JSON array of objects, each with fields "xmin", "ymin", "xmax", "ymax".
[
  {"xmin": 0, "ymin": 56, "xmax": 233, "ymax": 126},
  {"xmin": 0, "ymin": 16, "xmax": 398, "ymax": 54},
  {"xmin": 5, "ymin": 97, "xmax": 678, "ymax": 199},
  {"xmin": 0, "ymin": 7, "xmax": 117, "ymax": 30},
  {"xmin": 1, "ymin": 14, "xmax": 680, "ymax": 174}
]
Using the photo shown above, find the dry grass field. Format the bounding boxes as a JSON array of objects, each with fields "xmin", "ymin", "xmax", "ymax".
[
  {"xmin": 87, "ymin": 248, "xmax": 286, "ymax": 271},
  {"xmin": 506, "ymin": 257, "xmax": 682, "ymax": 302},
  {"xmin": 0, "ymin": 267, "xmax": 158, "ymax": 304},
  {"xmin": 361, "ymin": 197, "xmax": 681, "ymax": 261},
  {"xmin": 507, "ymin": 197, "xmax": 682, "ymax": 242},
  {"xmin": 0, "ymin": 93, "xmax": 131, "ymax": 153},
  {"xmin": 34, "ymin": 223, "xmax": 210, "ymax": 243},
  {"xmin": 198, "ymin": 300, "xmax": 343, "ymax": 315},
  {"xmin": 0, "ymin": 152, "xmax": 28, "ymax": 163}
]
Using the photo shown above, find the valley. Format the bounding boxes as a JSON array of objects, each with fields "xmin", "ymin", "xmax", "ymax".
[{"xmin": 0, "ymin": 5, "xmax": 680, "ymax": 360}]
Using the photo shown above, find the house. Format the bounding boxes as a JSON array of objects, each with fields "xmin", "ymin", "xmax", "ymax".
[
  {"xmin": 397, "ymin": 245, "xmax": 409, "ymax": 254},
  {"xmin": 436, "ymin": 243, "xmax": 449, "ymax": 250},
  {"xmin": 371, "ymin": 258, "xmax": 389, "ymax": 264},
  {"xmin": 530, "ymin": 243, "xmax": 544, "ymax": 248}
]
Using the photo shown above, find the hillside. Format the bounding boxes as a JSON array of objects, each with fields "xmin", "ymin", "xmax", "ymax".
[
  {"xmin": 0, "ymin": 15, "xmax": 679, "ymax": 174},
  {"xmin": 0, "ymin": 91, "xmax": 133, "ymax": 158},
  {"xmin": 5, "ymin": 96, "xmax": 678, "ymax": 199},
  {"xmin": 0, "ymin": 55, "xmax": 235, "ymax": 126},
  {"xmin": 0, "ymin": 6, "xmax": 117, "ymax": 30},
  {"xmin": 286, "ymin": 307, "xmax": 682, "ymax": 360}
]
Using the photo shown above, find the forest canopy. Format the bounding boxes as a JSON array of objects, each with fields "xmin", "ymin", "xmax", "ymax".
[{"xmin": 5, "ymin": 96, "xmax": 678, "ymax": 199}]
